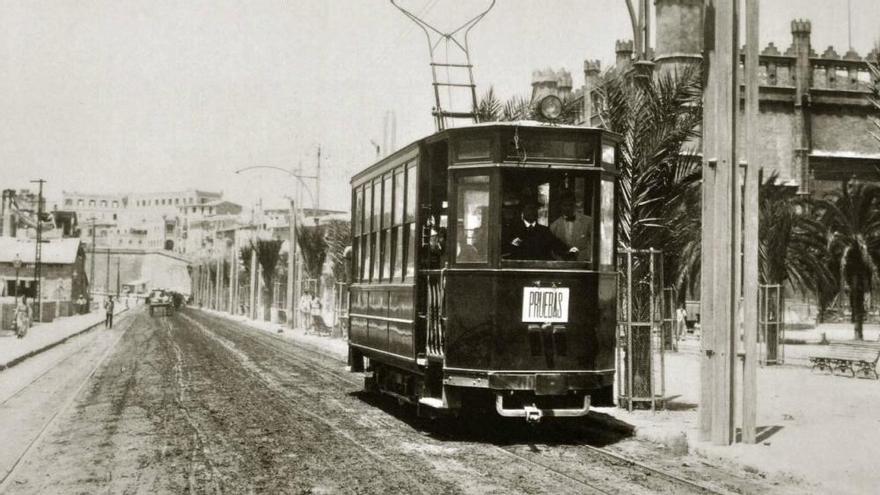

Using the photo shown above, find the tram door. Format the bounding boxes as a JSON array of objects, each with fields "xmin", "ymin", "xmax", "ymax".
[{"xmin": 416, "ymin": 141, "xmax": 449, "ymax": 362}]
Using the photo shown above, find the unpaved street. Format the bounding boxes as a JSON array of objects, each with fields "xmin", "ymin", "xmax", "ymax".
[{"xmin": 0, "ymin": 308, "xmax": 786, "ymax": 494}]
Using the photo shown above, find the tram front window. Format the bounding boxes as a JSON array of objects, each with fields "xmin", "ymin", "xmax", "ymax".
[
  {"xmin": 455, "ymin": 175, "xmax": 490, "ymax": 263},
  {"xmin": 501, "ymin": 170, "xmax": 595, "ymax": 264}
]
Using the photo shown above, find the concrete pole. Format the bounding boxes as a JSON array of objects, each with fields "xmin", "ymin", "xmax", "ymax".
[
  {"xmin": 710, "ymin": 0, "xmax": 739, "ymax": 446},
  {"xmin": 229, "ymin": 239, "xmax": 236, "ymax": 314},
  {"xmin": 250, "ymin": 245, "xmax": 258, "ymax": 320},
  {"xmin": 742, "ymin": 0, "xmax": 761, "ymax": 444},
  {"xmin": 699, "ymin": 0, "xmax": 718, "ymax": 442},
  {"xmin": 215, "ymin": 254, "xmax": 222, "ymax": 311},
  {"xmin": 287, "ymin": 198, "xmax": 296, "ymax": 328}
]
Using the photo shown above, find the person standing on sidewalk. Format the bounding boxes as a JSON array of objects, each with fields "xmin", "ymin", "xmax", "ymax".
[
  {"xmin": 300, "ymin": 290, "xmax": 313, "ymax": 334},
  {"xmin": 104, "ymin": 296, "xmax": 115, "ymax": 329},
  {"xmin": 310, "ymin": 293, "xmax": 324, "ymax": 336},
  {"xmin": 15, "ymin": 295, "xmax": 31, "ymax": 338},
  {"xmin": 76, "ymin": 294, "xmax": 87, "ymax": 315}
]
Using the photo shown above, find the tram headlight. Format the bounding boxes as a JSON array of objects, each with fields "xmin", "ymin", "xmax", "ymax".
[{"xmin": 538, "ymin": 95, "xmax": 563, "ymax": 121}]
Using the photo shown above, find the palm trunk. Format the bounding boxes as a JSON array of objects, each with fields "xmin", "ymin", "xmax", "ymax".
[{"xmin": 851, "ymin": 283, "xmax": 865, "ymax": 341}]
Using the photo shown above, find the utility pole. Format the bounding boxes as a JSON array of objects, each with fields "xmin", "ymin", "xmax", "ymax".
[
  {"xmin": 89, "ymin": 217, "xmax": 96, "ymax": 304},
  {"xmin": 742, "ymin": 0, "xmax": 761, "ymax": 444},
  {"xmin": 315, "ymin": 145, "xmax": 321, "ymax": 212},
  {"xmin": 116, "ymin": 257, "xmax": 121, "ymax": 297},
  {"xmin": 287, "ymin": 198, "xmax": 299, "ymax": 328},
  {"xmin": 105, "ymin": 246, "xmax": 111, "ymax": 298},
  {"xmin": 701, "ymin": 0, "xmax": 739, "ymax": 446},
  {"xmin": 31, "ymin": 179, "xmax": 46, "ymax": 318}
]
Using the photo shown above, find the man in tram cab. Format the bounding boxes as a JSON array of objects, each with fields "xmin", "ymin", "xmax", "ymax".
[
  {"xmin": 503, "ymin": 196, "xmax": 572, "ymax": 260},
  {"xmin": 549, "ymin": 190, "xmax": 592, "ymax": 262}
]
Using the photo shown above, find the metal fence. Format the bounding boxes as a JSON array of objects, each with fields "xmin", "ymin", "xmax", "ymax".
[{"xmin": 617, "ymin": 248, "xmax": 670, "ymax": 411}]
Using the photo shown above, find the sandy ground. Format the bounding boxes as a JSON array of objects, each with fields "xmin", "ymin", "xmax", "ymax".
[
  {"xmin": 607, "ymin": 335, "xmax": 880, "ymax": 495},
  {"xmin": 0, "ymin": 307, "xmax": 795, "ymax": 494}
]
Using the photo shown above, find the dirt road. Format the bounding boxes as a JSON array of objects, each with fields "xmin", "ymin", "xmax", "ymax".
[{"xmin": 0, "ymin": 308, "xmax": 790, "ymax": 494}]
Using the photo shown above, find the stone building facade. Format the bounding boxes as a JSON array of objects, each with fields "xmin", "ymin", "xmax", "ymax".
[{"xmin": 534, "ymin": 0, "xmax": 880, "ymax": 194}]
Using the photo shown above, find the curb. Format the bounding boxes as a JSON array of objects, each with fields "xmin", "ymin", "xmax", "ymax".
[{"xmin": 0, "ymin": 308, "xmax": 130, "ymax": 372}]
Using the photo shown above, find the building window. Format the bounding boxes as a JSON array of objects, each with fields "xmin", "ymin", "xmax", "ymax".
[
  {"xmin": 112, "ymin": 201, "xmax": 118, "ymax": 208},
  {"xmin": 78, "ymin": 199, "xmax": 84, "ymax": 207},
  {"xmin": 101, "ymin": 200, "xmax": 107, "ymax": 207},
  {"xmin": 89, "ymin": 200, "xmax": 95, "ymax": 207},
  {"xmin": 65, "ymin": 199, "xmax": 72, "ymax": 206}
]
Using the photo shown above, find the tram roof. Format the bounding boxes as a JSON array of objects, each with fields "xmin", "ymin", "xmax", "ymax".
[{"xmin": 351, "ymin": 121, "xmax": 619, "ymax": 185}]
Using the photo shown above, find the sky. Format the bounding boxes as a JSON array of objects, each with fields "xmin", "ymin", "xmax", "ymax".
[{"xmin": 0, "ymin": 0, "xmax": 878, "ymax": 212}]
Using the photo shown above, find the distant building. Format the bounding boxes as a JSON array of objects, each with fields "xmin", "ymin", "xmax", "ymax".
[
  {"xmin": 61, "ymin": 189, "xmax": 240, "ymax": 255},
  {"xmin": 0, "ymin": 237, "xmax": 89, "ymax": 319},
  {"xmin": 538, "ymin": 0, "xmax": 880, "ymax": 194}
]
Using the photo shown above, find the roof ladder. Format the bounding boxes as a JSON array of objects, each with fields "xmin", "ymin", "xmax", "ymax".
[{"xmin": 391, "ymin": 1, "xmax": 495, "ymax": 131}]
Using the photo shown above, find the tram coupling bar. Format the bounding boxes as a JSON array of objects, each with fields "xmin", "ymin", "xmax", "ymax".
[{"xmin": 494, "ymin": 394, "xmax": 591, "ymax": 422}]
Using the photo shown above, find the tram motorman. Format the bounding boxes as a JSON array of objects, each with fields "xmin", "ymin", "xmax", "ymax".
[
  {"xmin": 503, "ymin": 196, "xmax": 572, "ymax": 260},
  {"xmin": 549, "ymin": 190, "xmax": 592, "ymax": 262}
]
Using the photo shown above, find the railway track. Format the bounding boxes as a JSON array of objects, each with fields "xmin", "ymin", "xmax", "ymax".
[
  {"xmin": 0, "ymin": 312, "xmax": 136, "ymax": 493},
  {"xmin": 190, "ymin": 309, "xmax": 731, "ymax": 495}
]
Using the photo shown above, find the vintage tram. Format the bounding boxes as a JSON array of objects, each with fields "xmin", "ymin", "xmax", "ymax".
[{"xmin": 348, "ymin": 121, "xmax": 619, "ymax": 421}]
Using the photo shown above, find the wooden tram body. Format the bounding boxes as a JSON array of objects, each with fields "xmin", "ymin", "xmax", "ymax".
[{"xmin": 348, "ymin": 122, "xmax": 619, "ymax": 420}]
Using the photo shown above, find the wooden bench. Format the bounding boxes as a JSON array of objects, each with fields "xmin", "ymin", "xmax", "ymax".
[{"xmin": 809, "ymin": 342, "xmax": 880, "ymax": 379}]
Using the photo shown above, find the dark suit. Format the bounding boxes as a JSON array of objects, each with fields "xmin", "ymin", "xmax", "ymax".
[{"xmin": 503, "ymin": 220, "xmax": 571, "ymax": 260}]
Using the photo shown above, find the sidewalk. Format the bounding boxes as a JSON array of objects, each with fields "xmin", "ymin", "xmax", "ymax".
[
  {"xmin": 606, "ymin": 335, "xmax": 880, "ymax": 495},
  {"xmin": 0, "ymin": 306, "xmax": 129, "ymax": 370}
]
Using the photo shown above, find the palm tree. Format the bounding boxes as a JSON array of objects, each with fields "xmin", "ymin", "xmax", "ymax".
[
  {"xmin": 324, "ymin": 220, "xmax": 352, "ymax": 284},
  {"xmin": 475, "ymin": 86, "xmax": 581, "ymax": 124},
  {"xmin": 296, "ymin": 223, "xmax": 329, "ymax": 284},
  {"xmin": 596, "ymin": 64, "xmax": 703, "ymax": 294},
  {"xmin": 254, "ymin": 239, "xmax": 283, "ymax": 321},
  {"xmin": 817, "ymin": 180, "xmax": 880, "ymax": 340},
  {"xmin": 758, "ymin": 175, "xmax": 829, "ymax": 293}
]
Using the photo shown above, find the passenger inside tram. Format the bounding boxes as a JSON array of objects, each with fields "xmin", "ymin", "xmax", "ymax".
[
  {"xmin": 502, "ymin": 196, "xmax": 572, "ymax": 261},
  {"xmin": 549, "ymin": 190, "xmax": 593, "ymax": 262}
]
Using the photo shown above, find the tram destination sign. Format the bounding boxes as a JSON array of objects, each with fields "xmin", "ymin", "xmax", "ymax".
[{"xmin": 521, "ymin": 287, "xmax": 570, "ymax": 323}]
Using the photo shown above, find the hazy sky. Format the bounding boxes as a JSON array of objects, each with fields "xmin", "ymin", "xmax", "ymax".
[{"xmin": 1, "ymin": 0, "xmax": 878, "ymax": 211}]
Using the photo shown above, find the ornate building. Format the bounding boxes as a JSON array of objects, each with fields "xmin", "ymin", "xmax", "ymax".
[{"xmin": 535, "ymin": 0, "xmax": 880, "ymax": 194}]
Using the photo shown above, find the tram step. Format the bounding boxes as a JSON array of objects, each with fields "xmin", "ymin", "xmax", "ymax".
[{"xmin": 418, "ymin": 397, "xmax": 446, "ymax": 409}]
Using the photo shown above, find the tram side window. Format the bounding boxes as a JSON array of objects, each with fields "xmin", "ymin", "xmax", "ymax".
[
  {"xmin": 361, "ymin": 185, "xmax": 371, "ymax": 282},
  {"xmin": 372, "ymin": 178, "xmax": 382, "ymax": 281},
  {"xmin": 404, "ymin": 164, "xmax": 417, "ymax": 281},
  {"xmin": 354, "ymin": 187, "xmax": 364, "ymax": 281},
  {"xmin": 382, "ymin": 174, "xmax": 393, "ymax": 281},
  {"xmin": 599, "ymin": 179, "xmax": 614, "ymax": 267},
  {"xmin": 393, "ymin": 169, "xmax": 405, "ymax": 280},
  {"xmin": 455, "ymin": 175, "xmax": 490, "ymax": 263}
]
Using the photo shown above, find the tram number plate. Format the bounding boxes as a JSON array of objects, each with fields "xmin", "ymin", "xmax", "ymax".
[{"xmin": 521, "ymin": 287, "xmax": 570, "ymax": 323}]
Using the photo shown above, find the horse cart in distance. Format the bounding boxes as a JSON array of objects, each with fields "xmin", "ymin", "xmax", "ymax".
[{"xmin": 148, "ymin": 288, "xmax": 173, "ymax": 316}]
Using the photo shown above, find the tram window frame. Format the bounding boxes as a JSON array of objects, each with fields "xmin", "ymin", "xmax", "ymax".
[
  {"xmin": 361, "ymin": 184, "xmax": 372, "ymax": 282},
  {"xmin": 372, "ymin": 179, "xmax": 381, "ymax": 281},
  {"xmin": 393, "ymin": 168, "xmax": 405, "ymax": 280},
  {"xmin": 381, "ymin": 174, "xmax": 393, "ymax": 281},
  {"xmin": 404, "ymin": 163, "xmax": 417, "ymax": 281},
  {"xmin": 452, "ymin": 173, "xmax": 492, "ymax": 265},
  {"xmin": 499, "ymin": 168, "xmax": 599, "ymax": 268},
  {"xmin": 598, "ymin": 176, "xmax": 616, "ymax": 270}
]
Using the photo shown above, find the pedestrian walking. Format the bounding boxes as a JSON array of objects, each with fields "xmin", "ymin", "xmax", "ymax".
[
  {"xmin": 675, "ymin": 306, "xmax": 687, "ymax": 344},
  {"xmin": 76, "ymin": 294, "xmax": 87, "ymax": 315},
  {"xmin": 104, "ymin": 296, "xmax": 115, "ymax": 329},
  {"xmin": 300, "ymin": 290, "xmax": 313, "ymax": 333},
  {"xmin": 15, "ymin": 295, "xmax": 31, "ymax": 338},
  {"xmin": 310, "ymin": 293, "xmax": 324, "ymax": 336}
]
